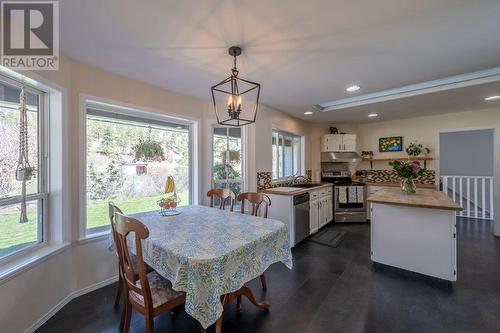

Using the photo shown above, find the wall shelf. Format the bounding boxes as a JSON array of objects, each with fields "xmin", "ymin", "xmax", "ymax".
[{"xmin": 362, "ymin": 156, "xmax": 433, "ymax": 169}]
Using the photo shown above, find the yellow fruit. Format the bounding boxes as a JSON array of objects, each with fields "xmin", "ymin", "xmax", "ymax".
[{"xmin": 165, "ymin": 176, "xmax": 176, "ymax": 194}]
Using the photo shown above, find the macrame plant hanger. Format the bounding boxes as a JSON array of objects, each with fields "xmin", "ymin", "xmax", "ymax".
[{"xmin": 15, "ymin": 85, "xmax": 32, "ymax": 223}]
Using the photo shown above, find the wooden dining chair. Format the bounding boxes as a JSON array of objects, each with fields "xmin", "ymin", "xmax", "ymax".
[
  {"xmin": 236, "ymin": 192, "xmax": 271, "ymax": 218},
  {"xmin": 114, "ymin": 212, "xmax": 186, "ymax": 333},
  {"xmin": 108, "ymin": 202, "xmax": 127, "ymax": 308},
  {"xmin": 207, "ymin": 188, "xmax": 236, "ymax": 211},
  {"xmin": 236, "ymin": 192, "xmax": 272, "ymax": 291},
  {"xmin": 108, "ymin": 203, "xmax": 152, "ymax": 309}
]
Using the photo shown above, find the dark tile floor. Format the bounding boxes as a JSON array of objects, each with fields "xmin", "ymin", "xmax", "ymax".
[{"xmin": 37, "ymin": 218, "xmax": 500, "ymax": 333}]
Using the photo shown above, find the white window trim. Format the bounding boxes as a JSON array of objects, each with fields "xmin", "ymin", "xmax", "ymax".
[
  {"xmin": 206, "ymin": 120, "xmax": 249, "ymax": 203},
  {"xmin": 271, "ymin": 128, "xmax": 305, "ymax": 181},
  {"xmin": 78, "ymin": 94, "xmax": 200, "ymax": 240},
  {"xmin": 0, "ymin": 67, "xmax": 69, "ymax": 282},
  {"xmin": 0, "ymin": 75, "xmax": 48, "ymax": 263}
]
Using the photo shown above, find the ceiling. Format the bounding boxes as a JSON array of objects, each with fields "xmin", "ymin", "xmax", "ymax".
[{"xmin": 60, "ymin": 0, "xmax": 500, "ymax": 122}]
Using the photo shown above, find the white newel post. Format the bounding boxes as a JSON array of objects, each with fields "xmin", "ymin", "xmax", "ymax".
[{"xmin": 494, "ymin": 127, "xmax": 500, "ymax": 237}]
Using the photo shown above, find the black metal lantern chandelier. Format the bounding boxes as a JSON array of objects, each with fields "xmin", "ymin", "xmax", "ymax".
[{"xmin": 211, "ymin": 46, "xmax": 261, "ymax": 126}]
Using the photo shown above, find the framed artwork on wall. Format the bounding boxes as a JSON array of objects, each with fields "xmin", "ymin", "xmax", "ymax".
[{"xmin": 379, "ymin": 136, "xmax": 403, "ymax": 152}]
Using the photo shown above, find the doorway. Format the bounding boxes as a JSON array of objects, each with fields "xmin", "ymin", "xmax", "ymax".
[{"xmin": 439, "ymin": 129, "xmax": 494, "ymax": 220}]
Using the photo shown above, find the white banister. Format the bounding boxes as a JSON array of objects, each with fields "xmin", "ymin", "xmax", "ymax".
[
  {"xmin": 440, "ymin": 175, "xmax": 494, "ymax": 220},
  {"xmin": 474, "ymin": 178, "xmax": 478, "ymax": 219},
  {"xmin": 466, "ymin": 177, "xmax": 469, "ymax": 218},
  {"xmin": 489, "ymin": 178, "xmax": 494, "ymax": 219}
]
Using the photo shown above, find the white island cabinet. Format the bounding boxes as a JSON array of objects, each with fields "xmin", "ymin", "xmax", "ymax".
[{"xmin": 368, "ymin": 188, "xmax": 462, "ymax": 281}]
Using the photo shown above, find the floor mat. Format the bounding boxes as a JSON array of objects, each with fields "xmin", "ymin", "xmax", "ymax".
[{"xmin": 309, "ymin": 228, "xmax": 347, "ymax": 248}]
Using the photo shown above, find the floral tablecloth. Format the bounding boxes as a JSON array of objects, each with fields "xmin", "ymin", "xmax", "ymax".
[{"xmin": 129, "ymin": 205, "xmax": 293, "ymax": 328}]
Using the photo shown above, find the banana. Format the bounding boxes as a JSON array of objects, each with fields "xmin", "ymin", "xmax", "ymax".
[{"xmin": 165, "ymin": 176, "xmax": 176, "ymax": 194}]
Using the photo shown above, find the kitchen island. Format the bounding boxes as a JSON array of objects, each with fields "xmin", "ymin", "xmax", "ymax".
[{"xmin": 368, "ymin": 187, "xmax": 462, "ymax": 281}]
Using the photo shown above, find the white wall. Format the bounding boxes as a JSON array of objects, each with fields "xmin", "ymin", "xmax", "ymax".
[
  {"xmin": 440, "ymin": 129, "xmax": 494, "ymax": 176},
  {"xmin": 0, "ymin": 55, "xmax": 312, "ymax": 333},
  {"xmin": 248, "ymin": 104, "xmax": 312, "ymax": 191}
]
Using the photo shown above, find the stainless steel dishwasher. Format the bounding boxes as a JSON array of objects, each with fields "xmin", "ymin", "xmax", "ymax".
[{"xmin": 293, "ymin": 193, "xmax": 310, "ymax": 245}]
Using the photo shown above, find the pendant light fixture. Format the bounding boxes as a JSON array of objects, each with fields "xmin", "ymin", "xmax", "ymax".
[{"xmin": 211, "ymin": 46, "xmax": 261, "ymax": 126}]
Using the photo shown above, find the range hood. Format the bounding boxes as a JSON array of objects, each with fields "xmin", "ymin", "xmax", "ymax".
[{"xmin": 321, "ymin": 152, "xmax": 363, "ymax": 163}]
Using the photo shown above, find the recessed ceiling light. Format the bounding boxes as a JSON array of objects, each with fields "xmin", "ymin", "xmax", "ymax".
[
  {"xmin": 368, "ymin": 113, "xmax": 378, "ymax": 118},
  {"xmin": 485, "ymin": 95, "xmax": 500, "ymax": 101},
  {"xmin": 346, "ymin": 85, "xmax": 361, "ymax": 92},
  {"xmin": 304, "ymin": 111, "xmax": 313, "ymax": 115}
]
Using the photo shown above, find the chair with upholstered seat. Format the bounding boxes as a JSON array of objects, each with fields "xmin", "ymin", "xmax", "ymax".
[
  {"xmin": 236, "ymin": 192, "xmax": 272, "ymax": 291},
  {"xmin": 109, "ymin": 203, "xmax": 153, "ymax": 309},
  {"xmin": 114, "ymin": 212, "xmax": 186, "ymax": 333},
  {"xmin": 207, "ymin": 188, "xmax": 236, "ymax": 211}
]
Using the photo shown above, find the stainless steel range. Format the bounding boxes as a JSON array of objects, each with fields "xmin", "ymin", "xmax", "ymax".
[{"xmin": 321, "ymin": 171, "xmax": 367, "ymax": 223}]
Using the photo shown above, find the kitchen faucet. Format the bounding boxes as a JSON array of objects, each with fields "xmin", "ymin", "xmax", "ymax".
[{"xmin": 292, "ymin": 173, "xmax": 308, "ymax": 184}]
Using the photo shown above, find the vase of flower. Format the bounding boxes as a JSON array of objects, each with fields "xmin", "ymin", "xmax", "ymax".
[
  {"xmin": 389, "ymin": 160, "xmax": 427, "ymax": 195},
  {"xmin": 400, "ymin": 177, "xmax": 417, "ymax": 194}
]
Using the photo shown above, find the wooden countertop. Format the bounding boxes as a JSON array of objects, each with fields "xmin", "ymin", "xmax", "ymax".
[
  {"xmin": 367, "ymin": 187, "xmax": 463, "ymax": 211},
  {"xmin": 260, "ymin": 183, "xmax": 332, "ymax": 196},
  {"xmin": 364, "ymin": 181, "xmax": 436, "ymax": 189}
]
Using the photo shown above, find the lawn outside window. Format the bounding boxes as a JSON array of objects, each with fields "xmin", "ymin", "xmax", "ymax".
[
  {"xmin": 0, "ymin": 74, "xmax": 47, "ymax": 261},
  {"xmin": 83, "ymin": 101, "xmax": 194, "ymax": 236}
]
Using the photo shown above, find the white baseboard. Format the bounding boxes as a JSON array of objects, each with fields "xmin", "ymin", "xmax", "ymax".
[{"xmin": 23, "ymin": 275, "xmax": 119, "ymax": 333}]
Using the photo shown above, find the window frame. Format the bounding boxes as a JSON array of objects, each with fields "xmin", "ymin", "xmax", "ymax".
[
  {"xmin": 0, "ymin": 74, "xmax": 48, "ymax": 263},
  {"xmin": 272, "ymin": 129, "xmax": 303, "ymax": 180},
  {"xmin": 210, "ymin": 125, "xmax": 246, "ymax": 195},
  {"xmin": 81, "ymin": 97, "xmax": 197, "ymax": 238}
]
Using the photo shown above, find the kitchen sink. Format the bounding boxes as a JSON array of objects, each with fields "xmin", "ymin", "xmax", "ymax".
[{"xmin": 285, "ymin": 183, "xmax": 320, "ymax": 188}]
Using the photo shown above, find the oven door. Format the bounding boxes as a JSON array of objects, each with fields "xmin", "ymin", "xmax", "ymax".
[
  {"xmin": 334, "ymin": 186, "xmax": 366, "ymax": 212},
  {"xmin": 334, "ymin": 185, "xmax": 367, "ymax": 222}
]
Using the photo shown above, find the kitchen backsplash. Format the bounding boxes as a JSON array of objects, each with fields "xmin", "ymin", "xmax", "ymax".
[
  {"xmin": 257, "ymin": 169, "xmax": 435, "ymax": 189},
  {"xmin": 359, "ymin": 169, "xmax": 436, "ymax": 185},
  {"xmin": 257, "ymin": 170, "xmax": 312, "ymax": 190}
]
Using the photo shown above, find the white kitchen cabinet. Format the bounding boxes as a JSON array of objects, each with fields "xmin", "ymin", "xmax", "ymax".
[
  {"xmin": 341, "ymin": 134, "xmax": 357, "ymax": 152},
  {"xmin": 371, "ymin": 201, "xmax": 458, "ymax": 281},
  {"xmin": 322, "ymin": 134, "xmax": 343, "ymax": 152},
  {"xmin": 366, "ymin": 185, "xmax": 383, "ymax": 220},
  {"xmin": 310, "ymin": 189, "xmax": 333, "ymax": 230},
  {"xmin": 318, "ymin": 198, "xmax": 326, "ymax": 228},
  {"xmin": 266, "ymin": 185, "xmax": 333, "ymax": 246},
  {"xmin": 319, "ymin": 196, "xmax": 333, "ymax": 228},
  {"xmin": 326, "ymin": 196, "xmax": 333, "ymax": 223},
  {"xmin": 309, "ymin": 199, "xmax": 319, "ymax": 234},
  {"xmin": 321, "ymin": 134, "xmax": 357, "ymax": 152}
]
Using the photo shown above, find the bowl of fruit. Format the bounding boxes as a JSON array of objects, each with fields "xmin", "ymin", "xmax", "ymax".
[{"xmin": 157, "ymin": 176, "xmax": 181, "ymax": 216}]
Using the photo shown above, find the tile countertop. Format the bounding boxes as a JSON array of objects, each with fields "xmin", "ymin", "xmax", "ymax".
[
  {"xmin": 364, "ymin": 181, "xmax": 436, "ymax": 189},
  {"xmin": 367, "ymin": 187, "xmax": 463, "ymax": 211},
  {"xmin": 259, "ymin": 183, "xmax": 332, "ymax": 196}
]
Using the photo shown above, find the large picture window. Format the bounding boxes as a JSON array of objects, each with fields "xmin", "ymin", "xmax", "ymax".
[
  {"xmin": 85, "ymin": 104, "xmax": 192, "ymax": 233},
  {"xmin": 0, "ymin": 76, "xmax": 46, "ymax": 260},
  {"xmin": 272, "ymin": 130, "xmax": 301, "ymax": 179},
  {"xmin": 211, "ymin": 126, "xmax": 244, "ymax": 196}
]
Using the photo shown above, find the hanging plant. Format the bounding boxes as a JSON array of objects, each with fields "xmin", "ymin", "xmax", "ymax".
[
  {"xmin": 220, "ymin": 149, "xmax": 240, "ymax": 165},
  {"xmin": 132, "ymin": 138, "xmax": 165, "ymax": 162}
]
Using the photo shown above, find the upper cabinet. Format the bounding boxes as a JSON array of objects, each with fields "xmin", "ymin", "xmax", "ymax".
[{"xmin": 321, "ymin": 134, "xmax": 357, "ymax": 152}]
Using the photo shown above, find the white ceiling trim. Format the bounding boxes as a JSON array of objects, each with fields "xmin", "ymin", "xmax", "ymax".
[{"xmin": 316, "ymin": 66, "xmax": 500, "ymax": 111}]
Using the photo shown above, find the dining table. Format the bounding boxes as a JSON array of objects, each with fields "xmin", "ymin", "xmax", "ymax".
[{"xmin": 129, "ymin": 205, "xmax": 293, "ymax": 331}]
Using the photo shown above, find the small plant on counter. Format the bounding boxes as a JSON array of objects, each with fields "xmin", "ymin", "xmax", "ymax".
[
  {"xmin": 406, "ymin": 142, "xmax": 431, "ymax": 157},
  {"xmin": 389, "ymin": 160, "xmax": 427, "ymax": 194}
]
